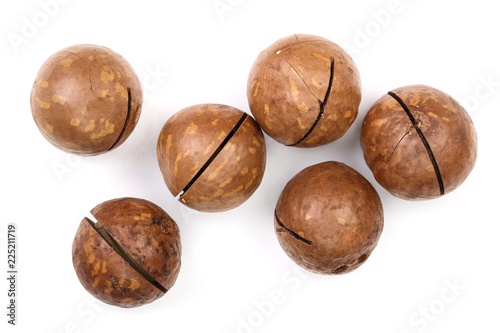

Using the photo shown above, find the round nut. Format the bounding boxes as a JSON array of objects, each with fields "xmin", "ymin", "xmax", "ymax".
[
  {"xmin": 274, "ymin": 161, "xmax": 383, "ymax": 275},
  {"xmin": 157, "ymin": 104, "xmax": 266, "ymax": 212},
  {"xmin": 30, "ymin": 44, "xmax": 142, "ymax": 156},
  {"xmin": 360, "ymin": 85, "xmax": 478, "ymax": 200},
  {"xmin": 247, "ymin": 34, "xmax": 361, "ymax": 148},
  {"xmin": 72, "ymin": 197, "xmax": 181, "ymax": 308}
]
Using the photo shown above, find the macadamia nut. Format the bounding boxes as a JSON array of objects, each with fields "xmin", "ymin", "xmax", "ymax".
[
  {"xmin": 72, "ymin": 198, "xmax": 181, "ymax": 308},
  {"xmin": 157, "ymin": 104, "xmax": 266, "ymax": 212},
  {"xmin": 247, "ymin": 34, "xmax": 361, "ymax": 148},
  {"xmin": 30, "ymin": 44, "xmax": 142, "ymax": 156},
  {"xmin": 274, "ymin": 162, "xmax": 383, "ymax": 275},
  {"xmin": 360, "ymin": 85, "xmax": 478, "ymax": 200}
]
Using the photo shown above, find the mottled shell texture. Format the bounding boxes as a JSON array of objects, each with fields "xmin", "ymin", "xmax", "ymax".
[
  {"xmin": 275, "ymin": 162, "xmax": 383, "ymax": 275},
  {"xmin": 72, "ymin": 198, "xmax": 181, "ymax": 308},
  {"xmin": 247, "ymin": 34, "xmax": 361, "ymax": 148},
  {"xmin": 157, "ymin": 104, "xmax": 266, "ymax": 212},
  {"xmin": 360, "ymin": 85, "xmax": 478, "ymax": 200},
  {"xmin": 30, "ymin": 44, "xmax": 142, "ymax": 155}
]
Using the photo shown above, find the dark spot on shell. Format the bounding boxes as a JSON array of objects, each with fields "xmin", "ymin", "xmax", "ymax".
[
  {"xmin": 110, "ymin": 275, "xmax": 126, "ymax": 295},
  {"xmin": 161, "ymin": 219, "xmax": 173, "ymax": 234},
  {"xmin": 152, "ymin": 216, "xmax": 162, "ymax": 226},
  {"xmin": 358, "ymin": 253, "xmax": 368, "ymax": 264}
]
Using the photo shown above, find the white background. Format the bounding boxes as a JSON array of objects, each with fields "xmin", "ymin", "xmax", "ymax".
[{"xmin": 1, "ymin": 0, "xmax": 498, "ymax": 332}]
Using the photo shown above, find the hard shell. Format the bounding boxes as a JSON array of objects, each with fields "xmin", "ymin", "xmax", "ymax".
[
  {"xmin": 360, "ymin": 85, "xmax": 478, "ymax": 200},
  {"xmin": 275, "ymin": 162, "xmax": 383, "ymax": 275},
  {"xmin": 247, "ymin": 34, "xmax": 361, "ymax": 147},
  {"xmin": 30, "ymin": 44, "xmax": 142, "ymax": 155},
  {"xmin": 157, "ymin": 104, "xmax": 266, "ymax": 212},
  {"xmin": 72, "ymin": 198, "xmax": 181, "ymax": 308}
]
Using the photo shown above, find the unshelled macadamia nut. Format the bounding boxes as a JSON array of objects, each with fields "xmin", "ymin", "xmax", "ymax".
[
  {"xmin": 30, "ymin": 44, "xmax": 142, "ymax": 156},
  {"xmin": 274, "ymin": 162, "xmax": 383, "ymax": 275},
  {"xmin": 247, "ymin": 34, "xmax": 361, "ymax": 148},
  {"xmin": 72, "ymin": 198, "xmax": 181, "ymax": 308},
  {"xmin": 157, "ymin": 104, "xmax": 266, "ymax": 212},
  {"xmin": 360, "ymin": 85, "xmax": 478, "ymax": 200}
]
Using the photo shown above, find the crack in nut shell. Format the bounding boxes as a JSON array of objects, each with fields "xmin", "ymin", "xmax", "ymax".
[
  {"xmin": 360, "ymin": 85, "xmax": 478, "ymax": 200},
  {"xmin": 30, "ymin": 44, "xmax": 142, "ymax": 156},
  {"xmin": 274, "ymin": 161, "xmax": 383, "ymax": 275},
  {"xmin": 274, "ymin": 210, "xmax": 312, "ymax": 245},
  {"xmin": 157, "ymin": 104, "xmax": 244, "ymax": 197},
  {"xmin": 157, "ymin": 104, "xmax": 266, "ymax": 212},
  {"xmin": 178, "ymin": 113, "xmax": 248, "ymax": 199},
  {"xmin": 247, "ymin": 34, "xmax": 361, "ymax": 148},
  {"xmin": 388, "ymin": 91, "xmax": 444, "ymax": 195},
  {"xmin": 290, "ymin": 56, "xmax": 335, "ymax": 146},
  {"xmin": 72, "ymin": 197, "xmax": 181, "ymax": 308},
  {"xmin": 90, "ymin": 219, "xmax": 168, "ymax": 294},
  {"xmin": 72, "ymin": 217, "xmax": 159, "ymax": 307}
]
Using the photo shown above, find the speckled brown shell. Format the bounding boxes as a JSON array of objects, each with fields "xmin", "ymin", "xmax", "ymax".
[
  {"xmin": 274, "ymin": 162, "xmax": 383, "ymax": 275},
  {"xmin": 247, "ymin": 34, "xmax": 361, "ymax": 148},
  {"xmin": 72, "ymin": 198, "xmax": 181, "ymax": 308},
  {"xmin": 157, "ymin": 104, "xmax": 266, "ymax": 212},
  {"xmin": 30, "ymin": 44, "xmax": 142, "ymax": 156},
  {"xmin": 360, "ymin": 85, "xmax": 478, "ymax": 200}
]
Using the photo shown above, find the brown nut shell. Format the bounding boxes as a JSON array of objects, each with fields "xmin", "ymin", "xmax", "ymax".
[
  {"xmin": 72, "ymin": 198, "xmax": 181, "ymax": 308},
  {"xmin": 360, "ymin": 85, "xmax": 478, "ymax": 200},
  {"xmin": 247, "ymin": 34, "xmax": 361, "ymax": 148},
  {"xmin": 274, "ymin": 162, "xmax": 383, "ymax": 275},
  {"xmin": 157, "ymin": 104, "xmax": 266, "ymax": 212},
  {"xmin": 30, "ymin": 44, "xmax": 142, "ymax": 156}
]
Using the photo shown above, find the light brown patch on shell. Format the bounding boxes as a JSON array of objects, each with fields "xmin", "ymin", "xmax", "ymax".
[
  {"xmin": 128, "ymin": 279, "xmax": 140, "ymax": 291},
  {"xmin": 70, "ymin": 118, "xmax": 81, "ymax": 126},
  {"xmin": 312, "ymin": 53, "xmax": 331, "ymax": 66},
  {"xmin": 263, "ymin": 104, "xmax": 272, "ymax": 129},
  {"xmin": 101, "ymin": 66, "xmax": 115, "ymax": 83},
  {"xmin": 91, "ymin": 262, "xmax": 100, "ymax": 276},
  {"xmin": 253, "ymin": 82, "xmax": 261, "ymax": 97},
  {"xmin": 85, "ymin": 120, "xmax": 96, "ymax": 132},
  {"xmin": 207, "ymin": 158, "xmax": 229, "ymax": 181},
  {"xmin": 370, "ymin": 118, "xmax": 388, "ymax": 127},
  {"xmin": 219, "ymin": 177, "xmax": 233, "ymax": 188},
  {"xmin": 185, "ymin": 122, "xmax": 198, "ymax": 134},
  {"xmin": 115, "ymin": 82, "xmax": 128, "ymax": 99},
  {"xmin": 289, "ymin": 78, "xmax": 309, "ymax": 115},
  {"xmin": 35, "ymin": 97, "xmax": 50, "ymax": 109},
  {"xmin": 222, "ymin": 185, "xmax": 244, "ymax": 198},
  {"xmin": 91, "ymin": 120, "xmax": 115, "ymax": 139},
  {"xmin": 98, "ymin": 89, "xmax": 109, "ymax": 98},
  {"xmin": 204, "ymin": 141, "xmax": 215, "ymax": 155},
  {"xmin": 60, "ymin": 59, "xmax": 73, "ymax": 67}
]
